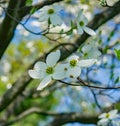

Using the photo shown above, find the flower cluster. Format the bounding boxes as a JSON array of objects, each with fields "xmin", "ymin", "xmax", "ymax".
[
  {"xmin": 76, "ymin": 10, "xmax": 96, "ymax": 36},
  {"xmin": 98, "ymin": 109, "xmax": 120, "ymax": 126},
  {"xmin": 81, "ymin": 41, "xmax": 101, "ymax": 59},
  {"xmin": 39, "ymin": 5, "xmax": 96, "ymax": 36},
  {"xmin": 39, "ymin": 5, "xmax": 63, "ymax": 26},
  {"xmin": 28, "ymin": 50, "xmax": 97, "ymax": 90}
]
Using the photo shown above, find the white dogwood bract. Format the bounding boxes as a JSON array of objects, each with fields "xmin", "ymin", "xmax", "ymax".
[
  {"xmin": 59, "ymin": 55, "xmax": 97, "ymax": 78},
  {"xmin": 28, "ymin": 50, "xmax": 97, "ymax": 90},
  {"xmin": 98, "ymin": 109, "xmax": 119, "ymax": 126},
  {"xmin": 39, "ymin": 5, "xmax": 63, "ymax": 26},
  {"xmin": 76, "ymin": 10, "xmax": 96, "ymax": 36},
  {"xmin": 64, "ymin": 55, "xmax": 81, "ymax": 78},
  {"xmin": 28, "ymin": 50, "xmax": 64, "ymax": 90},
  {"xmin": 82, "ymin": 41, "xmax": 101, "ymax": 59}
]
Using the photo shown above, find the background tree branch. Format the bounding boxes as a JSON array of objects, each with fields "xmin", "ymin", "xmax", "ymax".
[{"xmin": 0, "ymin": 0, "xmax": 63, "ymax": 59}]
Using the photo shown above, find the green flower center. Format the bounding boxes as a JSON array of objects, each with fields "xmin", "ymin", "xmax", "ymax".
[
  {"xmin": 84, "ymin": 52, "xmax": 88, "ymax": 57},
  {"xmin": 70, "ymin": 75, "xmax": 74, "ymax": 78},
  {"xmin": 64, "ymin": 67, "xmax": 68, "ymax": 71},
  {"xmin": 105, "ymin": 113, "xmax": 110, "ymax": 118},
  {"xmin": 48, "ymin": 9, "xmax": 54, "ymax": 14},
  {"xmin": 46, "ymin": 67, "xmax": 54, "ymax": 74},
  {"xmin": 70, "ymin": 59, "xmax": 77, "ymax": 67},
  {"xmin": 79, "ymin": 21, "xmax": 84, "ymax": 26}
]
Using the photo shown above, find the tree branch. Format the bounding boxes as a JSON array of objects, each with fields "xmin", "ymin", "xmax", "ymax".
[
  {"xmin": 1, "ymin": 107, "xmax": 98, "ymax": 126},
  {"xmin": 0, "ymin": 0, "xmax": 63, "ymax": 59},
  {"xmin": 0, "ymin": 0, "xmax": 26, "ymax": 59}
]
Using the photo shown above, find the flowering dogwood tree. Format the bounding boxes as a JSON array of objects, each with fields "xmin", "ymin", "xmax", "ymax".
[{"xmin": 0, "ymin": 0, "xmax": 120, "ymax": 126}]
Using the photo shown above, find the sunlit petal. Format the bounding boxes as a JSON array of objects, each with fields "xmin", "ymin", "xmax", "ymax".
[
  {"xmin": 34, "ymin": 61, "xmax": 47, "ymax": 70},
  {"xmin": 51, "ymin": 14, "xmax": 63, "ymax": 26},
  {"xmin": 37, "ymin": 76, "xmax": 51, "ymax": 90},
  {"xmin": 67, "ymin": 55, "xmax": 79, "ymax": 62},
  {"xmin": 39, "ymin": 13, "xmax": 48, "ymax": 22},
  {"xmin": 77, "ymin": 9, "xmax": 83, "ymax": 20},
  {"xmin": 46, "ymin": 50, "xmax": 60, "ymax": 66},
  {"xmin": 66, "ymin": 67, "xmax": 81, "ymax": 78},
  {"xmin": 77, "ymin": 24, "xmax": 83, "ymax": 34},
  {"xmin": 79, "ymin": 59, "xmax": 97, "ymax": 67},
  {"xmin": 53, "ymin": 64, "xmax": 66, "ymax": 79},
  {"xmin": 83, "ymin": 26, "xmax": 96, "ymax": 36},
  {"xmin": 99, "ymin": 113, "xmax": 106, "ymax": 119},
  {"xmin": 28, "ymin": 70, "xmax": 44, "ymax": 79}
]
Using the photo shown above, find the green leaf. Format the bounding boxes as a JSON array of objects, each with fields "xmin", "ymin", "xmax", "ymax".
[
  {"xmin": 99, "ymin": 0, "xmax": 107, "ymax": 7},
  {"xmin": 115, "ymin": 77, "xmax": 119, "ymax": 84},
  {"xmin": 66, "ymin": 29, "xmax": 73, "ymax": 35},
  {"xmin": 30, "ymin": 7, "xmax": 37, "ymax": 14},
  {"xmin": 60, "ymin": 29, "xmax": 64, "ymax": 34},
  {"xmin": 110, "ymin": 72, "xmax": 114, "ymax": 79},
  {"xmin": 71, "ymin": 21, "xmax": 76, "ymax": 29},
  {"xmin": 114, "ymin": 48, "xmax": 120, "ymax": 60},
  {"xmin": 115, "ymin": 103, "xmax": 120, "ymax": 110},
  {"xmin": 26, "ymin": 0, "xmax": 33, "ymax": 6}
]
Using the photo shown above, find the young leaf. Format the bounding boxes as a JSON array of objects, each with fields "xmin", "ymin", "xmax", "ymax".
[
  {"xmin": 114, "ymin": 48, "xmax": 120, "ymax": 60},
  {"xmin": 26, "ymin": 0, "xmax": 33, "ymax": 6}
]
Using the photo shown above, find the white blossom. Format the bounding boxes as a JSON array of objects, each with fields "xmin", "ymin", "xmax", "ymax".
[
  {"xmin": 61, "ymin": 55, "xmax": 97, "ymax": 78},
  {"xmin": 76, "ymin": 10, "xmax": 96, "ymax": 36},
  {"xmin": 82, "ymin": 41, "xmax": 101, "ymax": 59},
  {"xmin": 28, "ymin": 50, "xmax": 64, "ymax": 90},
  {"xmin": 39, "ymin": 5, "xmax": 63, "ymax": 26},
  {"xmin": 98, "ymin": 109, "xmax": 119, "ymax": 126}
]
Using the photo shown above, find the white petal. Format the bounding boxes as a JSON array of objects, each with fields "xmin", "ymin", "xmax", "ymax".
[
  {"xmin": 39, "ymin": 13, "xmax": 49, "ymax": 22},
  {"xmin": 53, "ymin": 64, "xmax": 66, "ymax": 79},
  {"xmin": 66, "ymin": 67, "xmax": 81, "ymax": 78},
  {"xmin": 50, "ymin": 14, "xmax": 63, "ymax": 25},
  {"xmin": 99, "ymin": 113, "xmax": 107, "ymax": 119},
  {"xmin": 82, "ymin": 44, "xmax": 92, "ymax": 52},
  {"xmin": 46, "ymin": 50, "xmax": 60, "ymax": 66},
  {"xmin": 34, "ymin": 61, "xmax": 47, "ymax": 70},
  {"xmin": 37, "ymin": 76, "xmax": 51, "ymax": 90},
  {"xmin": 89, "ymin": 49, "xmax": 101, "ymax": 58},
  {"xmin": 98, "ymin": 118, "xmax": 108, "ymax": 124},
  {"xmin": 77, "ymin": 9, "xmax": 83, "ymax": 20},
  {"xmin": 78, "ymin": 59, "xmax": 97, "ymax": 67},
  {"xmin": 77, "ymin": 24, "xmax": 84, "ymax": 34},
  {"xmin": 83, "ymin": 26, "xmax": 96, "ymax": 36},
  {"xmin": 53, "ymin": 5, "xmax": 63, "ymax": 12},
  {"xmin": 109, "ymin": 109, "xmax": 118, "ymax": 115},
  {"xmin": 109, "ymin": 110, "xmax": 118, "ymax": 119},
  {"xmin": 28, "ymin": 70, "xmax": 44, "ymax": 79},
  {"xmin": 67, "ymin": 55, "xmax": 79, "ymax": 62},
  {"xmin": 81, "ymin": 15, "xmax": 88, "ymax": 25}
]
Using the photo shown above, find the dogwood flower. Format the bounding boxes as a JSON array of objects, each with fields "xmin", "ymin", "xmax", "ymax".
[
  {"xmin": 64, "ymin": 55, "xmax": 81, "ymax": 78},
  {"xmin": 28, "ymin": 50, "xmax": 64, "ymax": 90},
  {"xmin": 82, "ymin": 41, "xmax": 101, "ymax": 59},
  {"xmin": 98, "ymin": 109, "xmax": 119, "ymax": 126},
  {"xmin": 76, "ymin": 10, "xmax": 96, "ymax": 36},
  {"xmin": 39, "ymin": 5, "xmax": 63, "ymax": 26},
  {"xmin": 62, "ymin": 55, "xmax": 97, "ymax": 78}
]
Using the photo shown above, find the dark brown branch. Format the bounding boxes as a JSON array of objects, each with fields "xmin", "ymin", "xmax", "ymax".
[
  {"xmin": 59, "ymin": 79, "xmax": 120, "ymax": 90},
  {"xmin": 0, "ymin": 0, "xmax": 63, "ymax": 59},
  {"xmin": 0, "ymin": 0, "xmax": 26, "ymax": 59},
  {"xmin": 1, "ymin": 107, "xmax": 98, "ymax": 126},
  {"xmin": 47, "ymin": 113, "xmax": 98, "ymax": 126}
]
